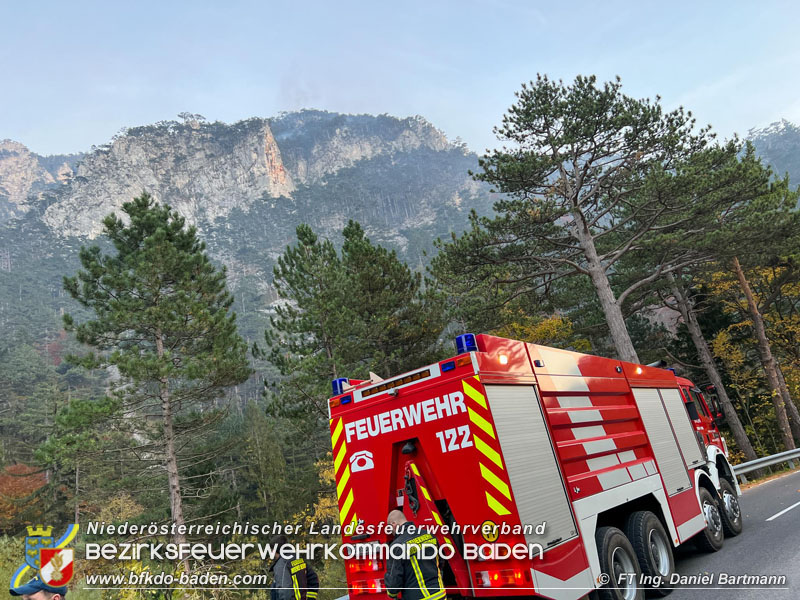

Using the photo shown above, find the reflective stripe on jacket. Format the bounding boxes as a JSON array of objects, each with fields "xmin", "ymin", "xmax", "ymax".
[
  {"xmin": 384, "ymin": 523, "xmax": 445, "ymax": 600},
  {"xmin": 272, "ymin": 554, "xmax": 319, "ymax": 600}
]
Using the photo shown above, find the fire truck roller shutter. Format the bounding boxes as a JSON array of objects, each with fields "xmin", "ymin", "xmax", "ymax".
[
  {"xmin": 658, "ymin": 388, "xmax": 706, "ymax": 469},
  {"xmin": 485, "ymin": 385, "xmax": 578, "ymax": 550},
  {"xmin": 631, "ymin": 389, "xmax": 692, "ymax": 496}
]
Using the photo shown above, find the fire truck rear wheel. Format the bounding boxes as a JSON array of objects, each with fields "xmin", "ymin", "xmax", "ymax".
[
  {"xmin": 625, "ymin": 511, "xmax": 675, "ymax": 597},
  {"xmin": 718, "ymin": 478, "xmax": 743, "ymax": 537},
  {"xmin": 693, "ymin": 487, "xmax": 725, "ymax": 552},
  {"xmin": 595, "ymin": 526, "xmax": 645, "ymax": 600}
]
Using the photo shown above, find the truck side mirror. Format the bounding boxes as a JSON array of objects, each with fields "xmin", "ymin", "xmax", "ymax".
[{"xmin": 703, "ymin": 385, "xmax": 724, "ymax": 423}]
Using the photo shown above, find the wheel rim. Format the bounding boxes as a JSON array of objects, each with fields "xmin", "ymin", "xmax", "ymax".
[
  {"xmin": 611, "ymin": 546, "xmax": 638, "ymax": 600},
  {"xmin": 704, "ymin": 500, "xmax": 722, "ymax": 538},
  {"xmin": 648, "ymin": 527, "xmax": 671, "ymax": 576},
  {"xmin": 723, "ymin": 491, "xmax": 741, "ymax": 523}
]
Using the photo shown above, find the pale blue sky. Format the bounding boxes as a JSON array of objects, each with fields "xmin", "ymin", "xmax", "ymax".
[{"xmin": 2, "ymin": 1, "xmax": 799, "ymax": 156}]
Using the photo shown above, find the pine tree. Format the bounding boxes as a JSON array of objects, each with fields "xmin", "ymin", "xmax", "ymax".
[
  {"xmin": 62, "ymin": 193, "xmax": 251, "ymax": 541},
  {"xmin": 264, "ymin": 221, "xmax": 446, "ymax": 436},
  {"xmin": 339, "ymin": 221, "xmax": 446, "ymax": 375},
  {"xmin": 442, "ymin": 75, "xmax": 715, "ymax": 363},
  {"xmin": 265, "ymin": 223, "xmax": 349, "ymax": 423}
]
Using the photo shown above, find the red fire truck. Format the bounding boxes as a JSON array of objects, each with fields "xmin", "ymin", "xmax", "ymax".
[{"xmin": 327, "ymin": 334, "xmax": 743, "ymax": 600}]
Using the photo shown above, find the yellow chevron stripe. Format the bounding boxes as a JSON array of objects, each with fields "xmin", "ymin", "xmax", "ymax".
[
  {"xmin": 334, "ymin": 443, "xmax": 347, "ymax": 474},
  {"xmin": 331, "ymin": 418, "xmax": 344, "ymax": 448},
  {"xmin": 468, "ymin": 407, "xmax": 496, "ymax": 439},
  {"xmin": 463, "ymin": 380, "xmax": 487, "ymax": 409},
  {"xmin": 480, "ymin": 463, "xmax": 511, "ymax": 500},
  {"xmin": 474, "ymin": 434, "xmax": 503, "ymax": 469},
  {"xmin": 419, "ymin": 484, "xmax": 432, "ymax": 501},
  {"xmin": 340, "ymin": 489, "xmax": 354, "ymax": 524},
  {"xmin": 337, "ymin": 464, "xmax": 351, "ymax": 498},
  {"xmin": 432, "ymin": 512, "xmax": 443, "ymax": 525},
  {"xmin": 486, "ymin": 491, "xmax": 511, "ymax": 516},
  {"xmin": 474, "ymin": 375, "xmax": 480, "ymax": 381},
  {"xmin": 411, "ymin": 463, "xmax": 420, "ymax": 476}
]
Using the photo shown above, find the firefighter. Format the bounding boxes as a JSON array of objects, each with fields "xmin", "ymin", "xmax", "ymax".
[
  {"xmin": 269, "ymin": 535, "xmax": 319, "ymax": 600},
  {"xmin": 384, "ymin": 510, "xmax": 446, "ymax": 600}
]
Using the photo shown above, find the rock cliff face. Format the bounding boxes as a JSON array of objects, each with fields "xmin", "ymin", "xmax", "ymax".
[
  {"xmin": 270, "ymin": 112, "xmax": 451, "ymax": 185},
  {"xmin": 42, "ymin": 118, "xmax": 295, "ymax": 237},
  {"xmin": 0, "ymin": 140, "xmax": 78, "ymax": 222},
  {"xmin": 747, "ymin": 119, "xmax": 800, "ymax": 189},
  {"xmin": 1, "ymin": 111, "xmax": 474, "ymax": 240}
]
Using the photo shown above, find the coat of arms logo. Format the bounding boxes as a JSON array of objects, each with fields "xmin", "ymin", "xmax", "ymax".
[
  {"xmin": 40, "ymin": 548, "xmax": 74, "ymax": 586},
  {"xmin": 11, "ymin": 524, "xmax": 79, "ymax": 591},
  {"xmin": 24, "ymin": 525, "xmax": 54, "ymax": 570}
]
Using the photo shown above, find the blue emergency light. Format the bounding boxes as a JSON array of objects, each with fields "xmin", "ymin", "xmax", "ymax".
[
  {"xmin": 332, "ymin": 378, "xmax": 349, "ymax": 396},
  {"xmin": 455, "ymin": 333, "xmax": 478, "ymax": 355}
]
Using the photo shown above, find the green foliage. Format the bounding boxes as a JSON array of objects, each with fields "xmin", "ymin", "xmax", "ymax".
[
  {"xmin": 433, "ymin": 75, "xmax": 723, "ymax": 361},
  {"xmin": 264, "ymin": 221, "xmax": 447, "ymax": 434},
  {"xmin": 58, "ymin": 192, "xmax": 251, "ymax": 525},
  {"xmin": 63, "ymin": 193, "xmax": 251, "ymax": 390},
  {"xmin": 0, "ymin": 536, "xmax": 23, "ymax": 597}
]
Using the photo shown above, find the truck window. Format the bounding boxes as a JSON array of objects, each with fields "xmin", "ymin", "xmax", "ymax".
[
  {"xmin": 689, "ymin": 389, "xmax": 710, "ymax": 418},
  {"xmin": 684, "ymin": 396, "xmax": 700, "ymax": 420}
]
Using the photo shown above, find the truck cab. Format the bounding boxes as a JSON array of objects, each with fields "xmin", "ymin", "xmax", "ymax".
[{"xmin": 676, "ymin": 378, "xmax": 726, "ymax": 455}]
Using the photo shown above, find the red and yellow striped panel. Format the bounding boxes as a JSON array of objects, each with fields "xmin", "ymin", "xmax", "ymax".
[
  {"xmin": 462, "ymin": 376, "xmax": 514, "ymax": 517},
  {"xmin": 331, "ymin": 417, "xmax": 358, "ymax": 529}
]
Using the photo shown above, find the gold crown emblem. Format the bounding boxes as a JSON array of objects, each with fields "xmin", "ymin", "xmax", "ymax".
[{"xmin": 26, "ymin": 525, "xmax": 53, "ymax": 537}]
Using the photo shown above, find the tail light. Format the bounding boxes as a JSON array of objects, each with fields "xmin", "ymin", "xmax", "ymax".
[
  {"xmin": 347, "ymin": 559, "xmax": 384, "ymax": 574},
  {"xmin": 475, "ymin": 568, "xmax": 531, "ymax": 588},
  {"xmin": 351, "ymin": 579, "xmax": 384, "ymax": 595}
]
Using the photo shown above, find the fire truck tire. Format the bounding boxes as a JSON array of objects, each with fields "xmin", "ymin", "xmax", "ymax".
[
  {"xmin": 718, "ymin": 478, "xmax": 743, "ymax": 537},
  {"xmin": 693, "ymin": 487, "xmax": 725, "ymax": 552},
  {"xmin": 625, "ymin": 511, "xmax": 675, "ymax": 597},
  {"xmin": 594, "ymin": 526, "xmax": 645, "ymax": 600}
]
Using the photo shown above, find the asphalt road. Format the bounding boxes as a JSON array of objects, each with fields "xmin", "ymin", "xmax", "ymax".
[{"xmin": 670, "ymin": 468, "xmax": 800, "ymax": 600}]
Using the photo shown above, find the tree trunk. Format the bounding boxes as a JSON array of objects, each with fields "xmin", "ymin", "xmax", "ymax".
[
  {"xmin": 155, "ymin": 329, "xmax": 188, "ymax": 544},
  {"xmin": 74, "ymin": 463, "xmax": 80, "ymax": 524},
  {"xmin": 667, "ymin": 273, "xmax": 758, "ymax": 460},
  {"xmin": 731, "ymin": 257, "xmax": 795, "ymax": 450},
  {"xmin": 572, "ymin": 211, "xmax": 639, "ymax": 363},
  {"xmin": 776, "ymin": 366, "xmax": 800, "ymax": 444},
  {"xmin": 589, "ymin": 265, "xmax": 639, "ymax": 363}
]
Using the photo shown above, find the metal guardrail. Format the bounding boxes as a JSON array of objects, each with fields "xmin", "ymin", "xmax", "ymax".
[{"xmin": 733, "ymin": 448, "xmax": 800, "ymax": 482}]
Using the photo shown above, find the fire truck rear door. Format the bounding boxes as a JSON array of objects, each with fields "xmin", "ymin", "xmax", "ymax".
[{"xmin": 486, "ymin": 384, "xmax": 578, "ymax": 549}]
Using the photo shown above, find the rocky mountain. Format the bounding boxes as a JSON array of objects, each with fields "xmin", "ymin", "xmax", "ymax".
[
  {"xmin": 41, "ymin": 118, "xmax": 294, "ymax": 237},
  {"xmin": 0, "ymin": 140, "xmax": 81, "ymax": 222},
  {"xmin": 0, "ymin": 110, "xmax": 494, "ymax": 344},
  {"xmin": 747, "ymin": 118, "xmax": 800, "ymax": 186}
]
